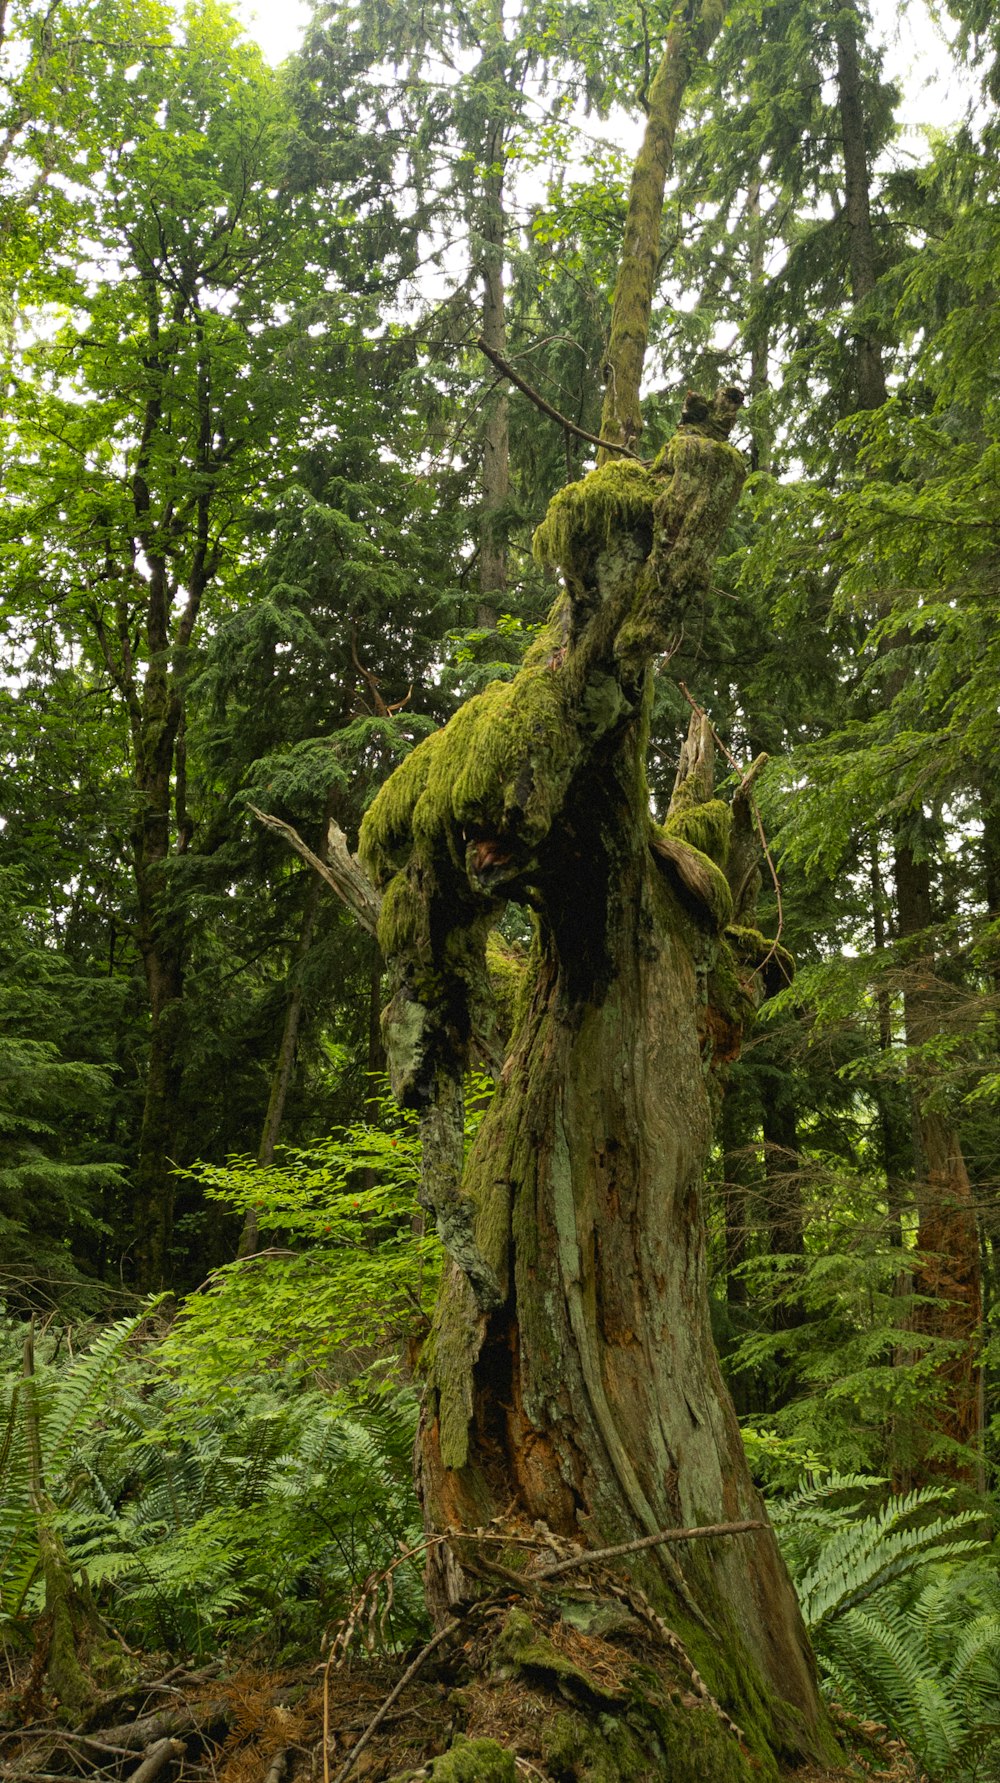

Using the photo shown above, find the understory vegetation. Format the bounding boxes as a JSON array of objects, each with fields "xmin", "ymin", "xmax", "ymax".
[{"xmin": 3, "ymin": 1115, "xmax": 999, "ymax": 1774}]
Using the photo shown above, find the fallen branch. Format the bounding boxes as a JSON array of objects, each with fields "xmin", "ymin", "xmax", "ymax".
[
  {"xmin": 128, "ymin": 1738, "xmax": 186, "ymax": 1783},
  {"xmin": 11, "ymin": 1728, "xmax": 136, "ymax": 1756},
  {"xmin": 86, "ymin": 1701, "xmax": 226, "ymax": 1752},
  {"xmin": 476, "ymin": 336, "xmax": 642, "ymax": 461},
  {"xmin": 533, "ymin": 1517, "xmax": 764, "ymax": 1582}
]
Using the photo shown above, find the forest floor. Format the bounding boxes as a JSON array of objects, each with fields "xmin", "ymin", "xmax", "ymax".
[{"xmin": 1, "ymin": 1649, "xmax": 923, "ymax": 1783}]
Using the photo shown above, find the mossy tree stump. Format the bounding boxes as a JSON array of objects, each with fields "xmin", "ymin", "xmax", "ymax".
[{"xmin": 359, "ymin": 392, "xmax": 833, "ymax": 1778}]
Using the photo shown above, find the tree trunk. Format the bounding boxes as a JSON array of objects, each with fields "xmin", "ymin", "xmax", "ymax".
[
  {"xmin": 834, "ymin": 9, "xmax": 886, "ymax": 414},
  {"xmin": 894, "ymin": 839, "xmax": 981, "ymax": 1470},
  {"xmin": 360, "ymin": 390, "xmax": 830, "ymax": 1772},
  {"xmin": 237, "ymin": 839, "xmax": 330, "ymax": 1259},
  {"xmin": 720, "ymin": 1074, "xmax": 753, "ymax": 1316},
  {"xmin": 598, "ymin": 0, "xmax": 727, "ymax": 456},
  {"xmin": 835, "ymin": 4, "xmax": 982, "ymax": 1475},
  {"xmin": 478, "ymin": 118, "xmax": 509, "ymax": 628},
  {"xmin": 131, "ymin": 679, "xmax": 185, "ymax": 1290}
]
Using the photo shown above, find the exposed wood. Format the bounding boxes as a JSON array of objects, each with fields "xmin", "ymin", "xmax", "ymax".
[
  {"xmin": 248, "ymin": 806, "xmax": 381, "ymax": 937},
  {"xmin": 128, "ymin": 1738, "xmax": 186, "ymax": 1783}
]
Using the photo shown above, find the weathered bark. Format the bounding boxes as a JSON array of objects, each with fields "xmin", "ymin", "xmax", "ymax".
[
  {"xmin": 360, "ymin": 394, "xmax": 830, "ymax": 1773},
  {"xmin": 598, "ymin": 0, "xmax": 727, "ymax": 457}
]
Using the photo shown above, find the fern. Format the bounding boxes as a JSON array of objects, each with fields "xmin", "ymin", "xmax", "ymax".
[
  {"xmin": 39, "ymin": 1365, "xmax": 428, "ymax": 1657},
  {"xmin": 773, "ymin": 1475, "xmax": 1000, "ymax": 1779},
  {"xmin": 0, "ymin": 1312, "xmax": 148, "ymax": 1629}
]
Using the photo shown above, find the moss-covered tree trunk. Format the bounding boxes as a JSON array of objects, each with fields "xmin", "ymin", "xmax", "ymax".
[
  {"xmin": 598, "ymin": 0, "xmax": 726, "ymax": 457},
  {"xmin": 360, "ymin": 394, "xmax": 831, "ymax": 1775}
]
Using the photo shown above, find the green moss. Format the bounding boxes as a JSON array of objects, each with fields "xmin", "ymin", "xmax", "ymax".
[
  {"xmin": 376, "ymin": 870, "xmax": 423, "ymax": 963},
  {"xmin": 426, "ymin": 1737, "xmax": 517, "ymax": 1781},
  {"xmin": 532, "ymin": 460, "xmax": 658, "ymax": 582},
  {"xmin": 359, "ymin": 732, "xmax": 441, "ymax": 887},
  {"xmin": 485, "ymin": 933, "xmax": 529, "ymax": 1044},
  {"xmin": 726, "ymin": 923, "xmax": 795, "ymax": 986},
  {"xmin": 664, "ymin": 795, "xmax": 731, "ymax": 867},
  {"xmin": 709, "ymin": 939, "xmax": 753, "ymax": 1027},
  {"xmin": 423, "ymin": 1275, "xmax": 479, "ymax": 1470},
  {"xmin": 651, "ymin": 826, "xmax": 733, "ymax": 929},
  {"xmin": 494, "ymin": 1608, "xmax": 623, "ymax": 1708},
  {"xmin": 490, "ymin": 1604, "xmax": 770, "ymax": 1783},
  {"xmin": 653, "ymin": 432, "xmax": 746, "ymax": 479},
  {"xmin": 541, "ymin": 1708, "xmax": 649, "ymax": 1781},
  {"xmin": 448, "ymin": 668, "xmax": 575, "ymax": 850}
]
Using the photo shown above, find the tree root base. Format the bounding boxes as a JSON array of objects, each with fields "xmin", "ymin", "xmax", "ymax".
[{"xmin": 1, "ymin": 1646, "xmax": 921, "ymax": 1783}]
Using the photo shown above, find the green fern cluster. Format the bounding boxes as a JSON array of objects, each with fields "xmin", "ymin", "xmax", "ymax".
[
  {"xmin": 772, "ymin": 1475, "xmax": 1000, "ymax": 1779},
  {"xmin": 74, "ymin": 1380, "xmax": 426, "ymax": 1654},
  {"xmin": 0, "ymin": 1312, "xmax": 143, "ymax": 1640},
  {"xmin": 1, "ymin": 1317, "xmax": 427, "ymax": 1660}
]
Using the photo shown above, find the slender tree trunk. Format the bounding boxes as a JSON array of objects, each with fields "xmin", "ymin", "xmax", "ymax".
[
  {"xmin": 869, "ymin": 840, "xmax": 909, "ymax": 1248},
  {"xmin": 720, "ymin": 1075, "xmax": 752, "ymax": 1315},
  {"xmin": 894, "ymin": 839, "xmax": 981, "ymax": 1469},
  {"xmin": 478, "ymin": 125, "xmax": 509, "ymax": 628},
  {"xmin": 835, "ymin": 3, "xmax": 982, "ymax": 1473},
  {"xmin": 719, "ymin": 1073, "xmax": 757, "ymax": 1416},
  {"xmin": 746, "ymin": 180, "xmax": 771, "ymax": 474},
  {"xmin": 835, "ymin": 10, "xmax": 886, "ymax": 413},
  {"xmin": 236, "ymin": 878, "xmax": 326, "ymax": 1262},
  {"xmin": 131, "ymin": 622, "xmax": 185, "ymax": 1289},
  {"xmin": 598, "ymin": 0, "xmax": 727, "ymax": 456},
  {"xmin": 762, "ymin": 1082, "xmax": 806, "ymax": 1408}
]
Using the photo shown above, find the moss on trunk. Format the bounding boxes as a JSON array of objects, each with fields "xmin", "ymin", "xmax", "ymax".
[{"xmin": 367, "ymin": 392, "xmax": 834, "ymax": 1773}]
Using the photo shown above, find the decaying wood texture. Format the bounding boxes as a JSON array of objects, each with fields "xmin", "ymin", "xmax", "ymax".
[{"xmin": 358, "ymin": 391, "xmax": 831, "ymax": 1776}]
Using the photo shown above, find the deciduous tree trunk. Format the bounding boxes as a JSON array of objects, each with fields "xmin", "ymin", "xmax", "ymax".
[{"xmin": 894, "ymin": 839, "xmax": 981, "ymax": 1469}]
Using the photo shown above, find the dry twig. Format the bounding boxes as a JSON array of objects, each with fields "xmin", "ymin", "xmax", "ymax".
[{"xmin": 532, "ymin": 1516, "xmax": 764, "ymax": 1582}]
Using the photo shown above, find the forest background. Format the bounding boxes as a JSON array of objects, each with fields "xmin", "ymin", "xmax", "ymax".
[{"xmin": 1, "ymin": 0, "xmax": 1000, "ymax": 1771}]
